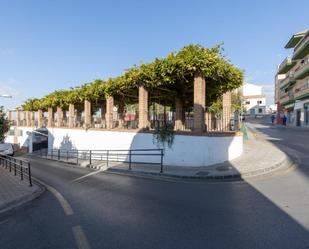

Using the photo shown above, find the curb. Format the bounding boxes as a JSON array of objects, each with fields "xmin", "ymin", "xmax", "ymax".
[
  {"xmin": 105, "ymin": 168, "xmax": 242, "ymax": 181},
  {"xmin": 0, "ymin": 178, "xmax": 45, "ymax": 217},
  {"xmin": 103, "ymin": 127, "xmax": 297, "ymax": 182}
]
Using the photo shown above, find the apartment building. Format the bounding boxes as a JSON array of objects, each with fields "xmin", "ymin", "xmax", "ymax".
[
  {"xmin": 242, "ymin": 83, "xmax": 266, "ymax": 116},
  {"xmin": 275, "ymin": 29, "xmax": 309, "ymax": 127}
]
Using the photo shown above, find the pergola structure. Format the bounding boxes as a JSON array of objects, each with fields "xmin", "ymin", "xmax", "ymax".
[{"xmin": 13, "ymin": 45, "xmax": 243, "ymax": 134}]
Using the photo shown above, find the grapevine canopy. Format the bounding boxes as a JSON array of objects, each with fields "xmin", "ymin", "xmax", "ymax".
[{"xmin": 22, "ymin": 44, "xmax": 243, "ymax": 111}]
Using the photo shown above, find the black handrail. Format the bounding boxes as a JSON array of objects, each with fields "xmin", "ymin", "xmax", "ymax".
[
  {"xmin": 33, "ymin": 148, "xmax": 164, "ymax": 173},
  {"xmin": 0, "ymin": 155, "xmax": 32, "ymax": 187}
]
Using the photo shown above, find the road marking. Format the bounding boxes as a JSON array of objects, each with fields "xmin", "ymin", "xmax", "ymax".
[
  {"xmin": 72, "ymin": 225, "xmax": 91, "ymax": 249},
  {"xmin": 71, "ymin": 170, "xmax": 103, "ymax": 183},
  {"xmin": 33, "ymin": 177, "xmax": 74, "ymax": 216}
]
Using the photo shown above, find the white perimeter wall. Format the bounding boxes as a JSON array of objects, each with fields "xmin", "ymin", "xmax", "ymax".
[{"xmin": 6, "ymin": 127, "xmax": 243, "ymax": 167}]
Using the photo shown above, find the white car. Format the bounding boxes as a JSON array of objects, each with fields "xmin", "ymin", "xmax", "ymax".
[{"xmin": 0, "ymin": 143, "xmax": 14, "ymax": 157}]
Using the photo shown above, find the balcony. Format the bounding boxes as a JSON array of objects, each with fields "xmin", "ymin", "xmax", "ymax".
[
  {"xmin": 280, "ymin": 73, "xmax": 296, "ymax": 90},
  {"xmin": 294, "ymin": 58, "xmax": 309, "ymax": 80},
  {"xmin": 294, "ymin": 83, "xmax": 309, "ymax": 100},
  {"xmin": 280, "ymin": 94, "xmax": 289, "ymax": 104},
  {"xmin": 278, "ymin": 57, "xmax": 296, "ymax": 74},
  {"xmin": 280, "ymin": 92, "xmax": 294, "ymax": 105},
  {"xmin": 293, "ymin": 33, "xmax": 309, "ymax": 60}
]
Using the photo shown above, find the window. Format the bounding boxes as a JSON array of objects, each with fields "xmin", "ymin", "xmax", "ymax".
[
  {"xmin": 245, "ymin": 101, "xmax": 250, "ymax": 104},
  {"xmin": 258, "ymin": 108, "xmax": 263, "ymax": 113},
  {"xmin": 257, "ymin": 100, "xmax": 262, "ymax": 104}
]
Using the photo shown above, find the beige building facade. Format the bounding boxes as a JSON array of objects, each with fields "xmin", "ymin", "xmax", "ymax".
[{"xmin": 275, "ymin": 29, "xmax": 309, "ymax": 127}]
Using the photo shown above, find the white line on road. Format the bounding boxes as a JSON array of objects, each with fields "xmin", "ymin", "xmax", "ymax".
[
  {"xmin": 33, "ymin": 177, "xmax": 74, "ymax": 216},
  {"xmin": 72, "ymin": 225, "xmax": 91, "ymax": 249},
  {"xmin": 71, "ymin": 169, "xmax": 103, "ymax": 183}
]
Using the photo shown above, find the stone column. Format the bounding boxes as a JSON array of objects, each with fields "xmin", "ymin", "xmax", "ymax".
[
  {"xmin": 69, "ymin": 104, "xmax": 75, "ymax": 128},
  {"xmin": 22, "ymin": 111, "xmax": 26, "ymax": 127},
  {"xmin": 8, "ymin": 111, "xmax": 12, "ymax": 122},
  {"xmin": 38, "ymin": 109, "xmax": 43, "ymax": 128},
  {"xmin": 174, "ymin": 98, "xmax": 184, "ymax": 130},
  {"xmin": 16, "ymin": 109, "xmax": 21, "ymax": 127},
  {"xmin": 30, "ymin": 111, "xmax": 35, "ymax": 127},
  {"xmin": 106, "ymin": 96, "xmax": 114, "ymax": 129},
  {"xmin": 84, "ymin": 100, "xmax": 91, "ymax": 128},
  {"xmin": 47, "ymin": 107, "xmax": 54, "ymax": 128},
  {"xmin": 26, "ymin": 111, "xmax": 31, "ymax": 127},
  {"xmin": 193, "ymin": 74, "xmax": 206, "ymax": 132},
  {"xmin": 222, "ymin": 91, "xmax": 232, "ymax": 131},
  {"xmin": 138, "ymin": 85, "xmax": 149, "ymax": 129},
  {"xmin": 57, "ymin": 107, "xmax": 63, "ymax": 128}
]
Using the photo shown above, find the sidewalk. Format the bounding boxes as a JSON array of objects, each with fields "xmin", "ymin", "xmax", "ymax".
[
  {"xmin": 105, "ymin": 125, "xmax": 294, "ymax": 180},
  {"xmin": 0, "ymin": 166, "xmax": 44, "ymax": 215}
]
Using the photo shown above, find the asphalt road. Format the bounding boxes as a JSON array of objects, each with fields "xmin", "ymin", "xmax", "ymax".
[{"xmin": 0, "ymin": 118, "xmax": 309, "ymax": 249}]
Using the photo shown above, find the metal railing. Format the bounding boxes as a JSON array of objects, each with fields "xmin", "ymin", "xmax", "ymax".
[
  {"xmin": 33, "ymin": 148, "xmax": 164, "ymax": 173},
  {"xmin": 0, "ymin": 155, "xmax": 32, "ymax": 186}
]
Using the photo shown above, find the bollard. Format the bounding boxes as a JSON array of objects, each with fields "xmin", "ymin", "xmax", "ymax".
[
  {"xmin": 28, "ymin": 162, "xmax": 32, "ymax": 187},
  {"xmin": 160, "ymin": 149, "xmax": 164, "ymax": 173},
  {"xmin": 20, "ymin": 161, "xmax": 23, "ymax": 181},
  {"xmin": 106, "ymin": 150, "xmax": 109, "ymax": 168}
]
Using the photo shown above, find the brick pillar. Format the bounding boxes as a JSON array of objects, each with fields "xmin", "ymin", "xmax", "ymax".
[
  {"xmin": 193, "ymin": 74, "xmax": 206, "ymax": 132},
  {"xmin": 13, "ymin": 127, "xmax": 18, "ymax": 144},
  {"xmin": 84, "ymin": 100, "xmax": 91, "ymax": 127},
  {"xmin": 30, "ymin": 111, "xmax": 35, "ymax": 127},
  {"xmin": 106, "ymin": 96, "xmax": 114, "ymax": 129},
  {"xmin": 22, "ymin": 111, "xmax": 26, "ymax": 127},
  {"xmin": 8, "ymin": 111, "xmax": 12, "ymax": 122},
  {"xmin": 26, "ymin": 111, "xmax": 31, "ymax": 126},
  {"xmin": 16, "ymin": 109, "xmax": 21, "ymax": 127},
  {"xmin": 69, "ymin": 104, "xmax": 75, "ymax": 128},
  {"xmin": 118, "ymin": 102, "xmax": 125, "ymax": 129},
  {"xmin": 57, "ymin": 107, "xmax": 63, "ymax": 128},
  {"xmin": 174, "ymin": 98, "xmax": 184, "ymax": 130},
  {"xmin": 138, "ymin": 85, "xmax": 149, "ymax": 129},
  {"xmin": 47, "ymin": 107, "xmax": 54, "ymax": 128},
  {"xmin": 38, "ymin": 109, "xmax": 43, "ymax": 128},
  {"xmin": 222, "ymin": 91, "xmax": 232, "ymax": 131}
]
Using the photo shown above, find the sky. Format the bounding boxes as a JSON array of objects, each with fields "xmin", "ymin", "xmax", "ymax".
[{"xmin": 0, "ymin": 0, "xmax": 308, "ymax": 109}]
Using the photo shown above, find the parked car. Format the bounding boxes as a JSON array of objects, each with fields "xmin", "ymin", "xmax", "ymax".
[{"xmin": 0, "ymin": 143, "xmax": 14, "ymax": 156}]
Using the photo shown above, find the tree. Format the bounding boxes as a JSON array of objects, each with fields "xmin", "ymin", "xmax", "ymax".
[{"xmin": 0, "ymin": 107, "xmax": 10, "ymax": 143}]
